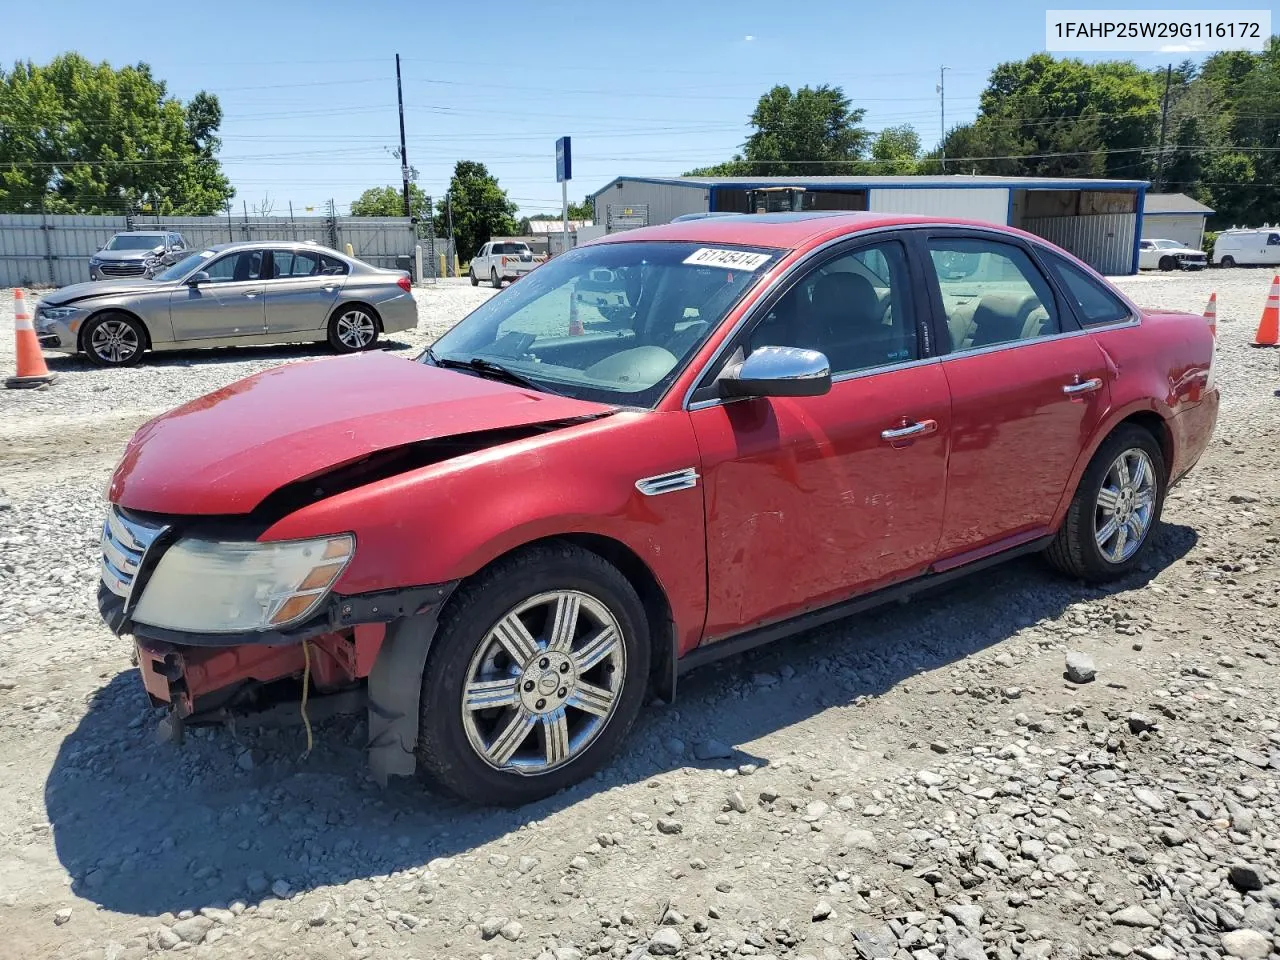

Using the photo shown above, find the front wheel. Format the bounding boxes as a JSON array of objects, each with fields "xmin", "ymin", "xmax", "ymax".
[
  {"xmin": 1158, "ymin": 256, "xmax": 1176, "ymax": 272},
  {"xmin": 1046, "ymin": 425, "xmax": 1165, "ymax": 582},
  {"xmin": 416, "ymin": 543, "xmax": 650, "ymax": 805},
  {"xmin": 327, "ymin": 305, "xmax": 379, "ymax": 353},
  {"xmin": 469, "ymin": 268, "xmax": 479, "ymax": 287},
  {"xmin": 1220, "ymin": 255, "xmax": 1236, "ymax": 268},
  {"xmin": 83, "ymin": 312, "xmax": 145, "ymax": 367}
]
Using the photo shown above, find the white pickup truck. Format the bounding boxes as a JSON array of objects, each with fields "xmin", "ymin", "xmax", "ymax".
[{"xmin": 470, "ymin": 240, "xmax": 543, "ymax": 287}]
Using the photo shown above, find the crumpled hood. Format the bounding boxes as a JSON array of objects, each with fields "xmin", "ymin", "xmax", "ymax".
[
  {"xmin": 42, "ymin": 279, "xmax": 168, "ymax": 305},
  {"xmin": 110, "ymin": 351, "xmax": 615, "ymax": 516},
  {"xmin": 92, "ymin": 248, "xmax": 161, "ymax": 262}
]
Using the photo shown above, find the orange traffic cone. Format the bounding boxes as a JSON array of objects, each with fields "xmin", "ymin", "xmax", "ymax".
[
  {"xmin": 5, "ymin": 289, "xmax": 57, "ymax": 389},
  {"xmin": 1253, "ymin": 276, "xmax": 1280, "ymax": 347},
  {"xmin": 568, "ymin": 290, "xmax": 583, "ymax": 336},
  {"xmin": 1203, "ymin": 292, "xmax": 1217, "ymax": 337}
]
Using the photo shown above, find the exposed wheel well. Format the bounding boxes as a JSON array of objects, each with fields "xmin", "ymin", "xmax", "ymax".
[
  {"xmin": 331, "ymin": 300, "xmax": 384, "ymax": 332},
  {"xmin": 453, "ymin": 533, "xmax": 678, "ymax": 699},
  {"xmin": 1116, "ymin": 411, "xmax": 1173, "ymax": 479},
  {"xmin": 78, "ymin": 308, "xmax": 152, "ymax": 352}
]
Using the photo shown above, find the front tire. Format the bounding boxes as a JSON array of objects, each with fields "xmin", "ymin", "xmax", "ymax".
[
  {"xmin": 416, "ymin": 543, "xmax": 650, "ymax": 806},
  {"xmin": 82, "ymin": 312, "xmax": 145, "ymax": 367},
  {"xmin": 327, "ymin": 305, "xmax": 379, "ymax": 353},
  {"xmin": 1220, "ymin": 255, "xmax": 1236, "ymax": 268},
  {"xmin": 1158, "ymin": 256, "xmax": 1176, "ymax": 272},
  {"xmin": 1046, "ymin": 424, "xmax": 1165, "ymax": 582},
  {"xmin": 469, "ymin": 268, "xmax": 479, "ymax": 287}
]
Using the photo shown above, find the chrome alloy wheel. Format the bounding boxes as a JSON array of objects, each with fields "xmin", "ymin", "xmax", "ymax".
[
  {"xmin": 1094, "ymin": 448, "xmax": 1156, "ymax": 564},
  {"xmin": 335, "ymin": 309, "xmax": 376, "ymax": 349},
  {"xmin": 90, "ymin": 320, "xmax": 140, "ymax": 364},
  {"xmin": 461, "ymin": 590, "xmax": 626, "ymax": 774}
]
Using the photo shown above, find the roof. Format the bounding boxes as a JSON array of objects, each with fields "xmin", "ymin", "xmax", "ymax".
[
  {"xmin": 1142, "ymin": 192, "xmax": 1215, "ymax": 215},
  {"xmin": 525, "ymin": 219, "xmax": 592, "ymax": 234},
  {"xmin": 590, "ymin": 173, "xmax": 1150, "ymax": 200},
  {"xmin": 201, "ymin": 240, "xmax": 342, "ymax": 254},
  {"xmin": 589, "ymin": 210, "xmax": 1028, "ymax": 250}
]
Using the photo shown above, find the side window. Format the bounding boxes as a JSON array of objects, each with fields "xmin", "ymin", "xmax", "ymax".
[
  {"xmin": 1140, "ymin": 240, "xmax": 1152, "ymax": 250},
  {"xmin": 203, "ymin": 251, "xmax": 263, "ymax": 283},
  {"xmin": 1045, "ymin": 255, "xmax": 1132, "ymax": 327},
  {"xmin": 744, "ymin": 239, "xmax": 918, "ymax": 376},
  {"xmin": 319, "ymin": 255, "xmax": 349, "ymax": 276},
  {"xmin": 269, "ymin": 251, "xmax": 321, "ymax": 278},
  {"xmin": 927, "ymin": 238, "xmax": 1061, "ymax": 352},
  {"xmin": 1268, "ymin": 234, "xmax": 1280, "ymax": 246}
]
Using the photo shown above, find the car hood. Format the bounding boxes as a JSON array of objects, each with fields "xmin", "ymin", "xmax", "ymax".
[
  {"xmin": 93, "ymin": 248, "xmax": 161, "ymax": 262},
  {"xmin": 41, "ymin": 280, "xmax": 169, "ymax": 305},
  {"xmin": 109, "ymin": 351, "xmax": 616, "ymax": 516}
]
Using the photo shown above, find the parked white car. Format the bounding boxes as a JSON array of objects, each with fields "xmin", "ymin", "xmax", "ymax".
[
  {"xmin": 470, "ymin": 241, "xmax": 540, "ymax": 287},
  {"xmin": 1137, "ymin": 238, "xmax": 1207, "ymax": 271},
  {"xmin": 1212, "ymin": 228, "xmax": 1280, "ymax": 268}
]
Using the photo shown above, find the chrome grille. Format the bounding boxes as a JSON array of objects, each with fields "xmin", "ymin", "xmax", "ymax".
[
  {"xmin": 99, "ymin": 262, "xmax": 147, "ymax": 277},
  {"xmin": 100, "ymin": 507, "xmax": 167, "ymax": 604}
]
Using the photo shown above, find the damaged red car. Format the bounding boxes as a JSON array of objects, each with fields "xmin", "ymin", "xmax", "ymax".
[{"xmin": 99, "ymin": 212, "xmax": 1218, "ymax": 805}]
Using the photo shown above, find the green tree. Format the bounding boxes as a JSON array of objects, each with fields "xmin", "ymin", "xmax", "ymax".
[
  {"xmin": 741, "ymin": 84, "xmax": 870, "ymax": 175},
  {"xmin": 434, "ymin": 161, "xmax": 518, "ymax": 261},
  {"xmin": 568, "ymin": 195, "xmax": 594, "ymax": 221},
  {"xmin": 683, "ymin": 158, "xmax": 750, "ymax": 177},
  {"xmin": 0, "ymin": 53, "xmax": 232, "ymax": 215},
  {"xmin": 868, "ymin": 125, "xmax": 921, "ymax": 175},
  {"xmin": 350, "ymin": 183, "xmax": 432, "ymax": 220}
]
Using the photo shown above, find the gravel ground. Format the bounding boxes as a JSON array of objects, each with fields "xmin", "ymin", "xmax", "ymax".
[{"xmin": 0, "ymin": 270, "xmax": 1277, "ymax": 960}]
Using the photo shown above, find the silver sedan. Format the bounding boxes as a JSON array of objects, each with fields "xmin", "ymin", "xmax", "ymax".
[{"xmin": 34, "ymin": 241, "xmax": 419, "ymax": 366}]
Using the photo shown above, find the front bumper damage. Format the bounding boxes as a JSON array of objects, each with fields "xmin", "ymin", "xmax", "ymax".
[{"xmin": 97, "ymin": 505, "xmax": 457, "ymax": 783}]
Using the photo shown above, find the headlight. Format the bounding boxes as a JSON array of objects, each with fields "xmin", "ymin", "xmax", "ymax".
[
  {"xmin": 38, "ymin": 306, "xmax": 80, "ymax": 321},
  {"xmin": 132, "ymin": 534, "xmax": 354, "ymax": 634},
  {"xmin": 89, "ymin": 258, "xmax": 102, "ymax": 266}
]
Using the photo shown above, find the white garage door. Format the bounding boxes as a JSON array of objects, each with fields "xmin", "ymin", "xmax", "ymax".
[
  {"xmin": 1142, "ymin": 215, "xmax": 1204, "ymax": 251},
  {"xmin": 868, "ymin": 188, "xmax": 1009, "ymax": 224}
]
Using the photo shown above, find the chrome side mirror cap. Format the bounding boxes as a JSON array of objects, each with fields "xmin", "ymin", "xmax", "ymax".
[{"xmin": 719, "ymin": 345, "xmax": 832, "ymax": 399}]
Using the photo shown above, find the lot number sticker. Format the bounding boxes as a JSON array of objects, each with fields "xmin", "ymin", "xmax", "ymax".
[{"xmin": 683, "ymin": 248, "xmax": 771, "ymax": 271}]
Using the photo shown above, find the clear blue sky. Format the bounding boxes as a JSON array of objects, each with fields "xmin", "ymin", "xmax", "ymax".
[{"xmin": 10, "ymin": 0, "xmax": 1224, "ymax": 218}]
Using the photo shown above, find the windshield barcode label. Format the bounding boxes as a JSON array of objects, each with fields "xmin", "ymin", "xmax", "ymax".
[{"xmin": 683, "ymin": 248, "xmax": 771, "ymax": 271}]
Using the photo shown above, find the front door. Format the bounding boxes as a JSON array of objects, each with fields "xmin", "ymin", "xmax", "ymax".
[
  {"xmin": 263, "ymin": 248, "xmax": 345, "ymax": 336},
  {"xmin": 922, "ymin": 232, "xmax": 1111, "ymax": 558},
  {"xmin": 689, "ymin": 236, "xmax": 951, "ymax": 641},
  {"xmin": 169, "ymin": 249, "xmax": 266, "ymax": 340}
]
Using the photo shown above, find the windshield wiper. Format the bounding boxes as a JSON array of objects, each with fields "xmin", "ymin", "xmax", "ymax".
[{"xmin": 428, "ymin": 352, "xmax": 558, "ymax": 394}]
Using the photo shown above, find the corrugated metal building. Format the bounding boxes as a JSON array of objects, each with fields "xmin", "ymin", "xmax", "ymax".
[
  {"xmin": 1140, "ymin": 193, "xmax": 1214, "ymax": 251},
  {"xmin": 588, "ymin": 174, "xmax": 1150, "ymax": 275}
]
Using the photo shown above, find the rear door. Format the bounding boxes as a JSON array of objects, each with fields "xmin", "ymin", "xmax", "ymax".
[
  {"xmin": 169, "ymin": 249, "xmax": 266, "ymax": 340},
  {"xmin": 920, "ymin": 231, "xmax": 1111, "ymax": 560},
  {"xmin": 263, "ymin": 249, "xmax": 344, "ymax": 336}
]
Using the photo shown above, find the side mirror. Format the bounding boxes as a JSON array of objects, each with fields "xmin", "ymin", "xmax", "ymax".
[
  {"xmin": 719, "ymin": 345, "xmax": 832, "ymax": 399},
  {"xmin": 187, "ymin": 271, "xmax": 211, "ymax": 286}
]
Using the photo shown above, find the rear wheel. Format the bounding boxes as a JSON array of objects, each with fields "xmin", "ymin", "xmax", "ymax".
[
  {"xmin": 1158, "ymin": 256, "xmax": 1177, "ymax": 271},
  {"xmin": 327, "ymin": 305, "xmax": 379, "ymax": 353},
  {"xmin": 1046, "ymin": 424, "xmax": 1165, "ymax": 582},
  {"xmin": 416, "ymin": 543, "xmax": 650, "ymax": 805},
  {"xmin": 83, "ymin": 312, "xmax": 145, "ymax": 367},
  {"xmin": 491, "ymin": 268, "xmax": 502, "ymax": 288},
  {"xmin": 1220, "ymin": 255, "xmax": 1236, "ymax": 268}
]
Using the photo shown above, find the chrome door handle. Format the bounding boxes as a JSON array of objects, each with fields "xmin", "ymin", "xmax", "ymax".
[
  {"xmin": 881, "ymin": 419, "xmax": 937, "ymax": 441},
  {"xmin": 1062, "ymin": 377, "xmax": 1103, "ymax": 395},
  {"xmin": 322, "ymin": 284, "xmax": 338, "ymax": 292},
  {"xmin": 244, "ymin": 291, "xmax": 259, "ymax": 299}
]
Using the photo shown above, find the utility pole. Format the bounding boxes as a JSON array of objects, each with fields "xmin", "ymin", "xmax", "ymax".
[
  {"xmin": 395, "ymin": 53, "xmax": 411, "ymax": 220},
  {"xmin": 445, "ymin": 191, "xmax": 455, "ymax": 274},
  {"xmin": 938, "ymin": 66, "xmax": 949, "ymax": 174},
  {"xmin": 1154, "ymin": 63, "xmax": 1173, "ymax": 193}
]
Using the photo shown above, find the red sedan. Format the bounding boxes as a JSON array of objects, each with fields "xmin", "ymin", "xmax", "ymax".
[{"xmin": 99, "ymin": 212, "xmax": 1219, "ymax": 805}]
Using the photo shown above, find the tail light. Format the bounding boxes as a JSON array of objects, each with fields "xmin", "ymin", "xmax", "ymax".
[
  {"xmin": 397, "ymin": 274, "xmax": 411, "ymax": 293},
  {"xmin": 501, "ymin": 256, "xmax": 509, "ymax": 267}
]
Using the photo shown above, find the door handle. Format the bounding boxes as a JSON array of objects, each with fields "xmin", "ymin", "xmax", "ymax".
[
  {"xmin": 1062, "ymin": 377, "xmax": 1103, "ymax": 395},
  {"xmin": 881, "ymin": 419, "xmax": 937, "ymax": 441},
  {"xmin": 322, "ymin": 284, "xmax": 338, "ymax": 293}
]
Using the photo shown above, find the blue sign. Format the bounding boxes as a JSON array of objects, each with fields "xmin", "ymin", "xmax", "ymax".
[{"xmin": 556, "ymin": 136, "xmax": 572, "ymax": 183}]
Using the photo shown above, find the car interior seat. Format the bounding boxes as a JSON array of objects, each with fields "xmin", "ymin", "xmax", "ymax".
[{"xmin": 802, "ymin": 272, "xmax": 905, "ymax": 370}]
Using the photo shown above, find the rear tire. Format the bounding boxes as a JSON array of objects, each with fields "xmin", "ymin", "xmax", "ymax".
[
  {"xmin": 82, "ymin": 312, "xmax": 145, "ymax": 367},
  {"xmin": 491, "ymin": 268, "xmax": 502, "ymax": 288},
  {"xmin": 416, "ymin": 543, "xmax": 650, "ymax": 806},
  {"xmin": 1046, "ymin": 424, "xmax": 1166, "ymax": 583},
  {"xmin": 327, "ymin": 304, "xmax": 379, "ymax": 353}
]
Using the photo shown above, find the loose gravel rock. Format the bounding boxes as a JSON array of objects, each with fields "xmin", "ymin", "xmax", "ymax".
[{"xmin": 2, "ymin": 273, "xmax": 1279, "ymax": 960}]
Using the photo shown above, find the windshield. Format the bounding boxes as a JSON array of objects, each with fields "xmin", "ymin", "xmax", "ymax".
[
  {"xmin": 428, "ymin": 241, "xmax": 782, "ymax": 406},
  {"xmin": 106, "ymin": 234, "xmax": 166, "ymax": 251},
  {"xmin": 1152, "ymin": 240, "xmax": 1181, "ymax": 249},
  {"xmin": 153, "ymin": 250, "xmax": 216, "ymax": 282}
]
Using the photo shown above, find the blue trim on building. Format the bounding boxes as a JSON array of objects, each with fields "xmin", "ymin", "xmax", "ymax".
[
  {"xmin": 1005, "ymin": 189, "xmax": 1015, "ymax": 226},
  {"xmin": 1131, "ymin": 186, "xmax": 1147, "ymax": 275},
  {"xmin": 589, "ymin": 175, "xmax": 1149, "ymax": 201}
]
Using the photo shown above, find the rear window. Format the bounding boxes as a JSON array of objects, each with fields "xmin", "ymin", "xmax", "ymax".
[{"xmin": 1046, "ymin": 255, "xmax": 1131, "ymax": 327}]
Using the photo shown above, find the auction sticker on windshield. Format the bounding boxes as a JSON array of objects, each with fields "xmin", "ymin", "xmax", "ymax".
[{"xmin": 683, "ymin": 248, "xmax": 772, "ymax": 271}]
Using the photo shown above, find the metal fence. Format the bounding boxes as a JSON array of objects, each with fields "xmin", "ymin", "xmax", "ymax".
[{"xmin": 0, "ymin": 212, "xmax": 446, "ymax": 288}]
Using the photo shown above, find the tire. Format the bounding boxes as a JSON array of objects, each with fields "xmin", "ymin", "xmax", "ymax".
[
  {"xmin": 327, "ymin": 304, "xmax": 379, "ymax": 353},
  {"xmin": 416, "ymin": 542, "xmax": 651, "ymax": 806},
  {"xmin": 1158, "ymin": 256, "xmax": 1176, "ymax": 272},
  {"xmin": 491, "ymin": 268, "xmax": 503, "ymax": 288},
  {"xmin": 82, "ymin": 312, "xmax": 145, "ymax": 367},
  {"xmin": 469, "ymin": 268, "xmax": 479, "ymax": 287},
  {"xmin": 1046, "ymin": 424, "xmax": 1166, "ymax": 583},
  {"xmin": 1221, "ymin": 256, "xmax": 1236, "ymax": 268}
]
